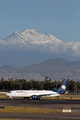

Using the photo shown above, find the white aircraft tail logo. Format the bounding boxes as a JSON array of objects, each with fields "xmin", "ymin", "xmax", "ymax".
[{"xmin": 61, "ymin": 85, "xmax": 66, "ymax": 90}]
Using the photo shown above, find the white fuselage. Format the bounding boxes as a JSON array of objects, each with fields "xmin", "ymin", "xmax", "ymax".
[{"xmin": 6, "ymin": 90, "xmax": 60, "ymax": 98}]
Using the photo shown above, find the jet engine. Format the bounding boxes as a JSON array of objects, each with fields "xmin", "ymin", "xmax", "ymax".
[{"xmin": 32, "ymin": 95, "xmax": 39, "ymax": 100}]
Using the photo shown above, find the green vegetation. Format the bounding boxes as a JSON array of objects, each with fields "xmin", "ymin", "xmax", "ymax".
[{"xmin": 0, "ymin": 77, "xmax": 80, "ymax": 93}]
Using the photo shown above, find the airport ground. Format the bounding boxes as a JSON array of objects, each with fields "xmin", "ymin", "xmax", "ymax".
[
  {"xmin": 0, "ymin": 98, "xmax": 80, "ymax": 120},
  {"xmin": 0, "ymin": 93, "xmax": 80, "ymax": 119},
  {"xmin": 0, "ymin": 112, "xmax": 80, "ymax": 120}
]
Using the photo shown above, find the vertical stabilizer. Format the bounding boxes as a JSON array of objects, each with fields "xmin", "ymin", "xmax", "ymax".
[{"xmin": 54, "ymin": 78, "xmax": 69, "ymax": 95}]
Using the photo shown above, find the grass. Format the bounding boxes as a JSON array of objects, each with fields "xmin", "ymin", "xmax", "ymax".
[
  {"xmin": 0, "ymin": 93, "xmax": 7, "ymax": 98},
  {"xmin": 0, "ymin": 106, "xmax": 79, "ymax": 114},
  {"xmin": 43, "ymin": 94, "xmax": 80, "ymax": 100}
]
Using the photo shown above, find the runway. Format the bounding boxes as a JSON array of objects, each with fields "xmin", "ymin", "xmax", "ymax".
[
  {"xmin": 0, "ymin": 113, "xmax": 80, "ymax": 120},
  {"xmin": 0, "ymin": 98, "xmax": 80, "ymax": 109},
  {"xmin": 0, "ymin": 99, "xmax": 80, "ymax": 120}
]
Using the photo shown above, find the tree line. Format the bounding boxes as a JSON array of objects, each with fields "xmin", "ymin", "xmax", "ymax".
[{"xmin": 0, "ymin": 77, "xmax": 80, "ymax": 93}]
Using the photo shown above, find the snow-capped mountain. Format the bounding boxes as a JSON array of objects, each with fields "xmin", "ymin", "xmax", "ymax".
[
  {"xmin": 0, "ymin": 29, "xmax": 80, "ymax": 67},
  {"xmin": 2, "ymin": 29, "xmax": 62, "ymax": 44},
  {"xmin": 0, "ymin": 29, "xmax": 72, "ymax": 52},
  {"xmin": 0, "ymin": 29, "xmax": 79, "ymax": 56}
]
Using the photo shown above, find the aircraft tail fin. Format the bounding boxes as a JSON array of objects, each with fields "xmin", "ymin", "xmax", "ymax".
[{"xmin": 54, "ymin": 78, "xmax": 69, "ymax": 95}]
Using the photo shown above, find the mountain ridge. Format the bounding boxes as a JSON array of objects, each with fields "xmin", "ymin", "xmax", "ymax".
[{"xmin": 0, "ymin": 58, "xmax": 80, "ymax": 81}]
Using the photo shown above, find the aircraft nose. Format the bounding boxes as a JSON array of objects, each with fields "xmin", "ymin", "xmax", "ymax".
[{"xmin": 6, "ymin": 93, "xmax": 9, "ymax": 96}]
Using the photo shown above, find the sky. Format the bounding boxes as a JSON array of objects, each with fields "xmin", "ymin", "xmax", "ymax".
[{"xmin": 0, "ymin": 0, "xmax": 80, "ymax": 42}]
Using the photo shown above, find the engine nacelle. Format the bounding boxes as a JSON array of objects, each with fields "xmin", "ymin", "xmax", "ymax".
[{"xmin": 32, "ymin": 95, "xmax": 39, "ymax": 100}]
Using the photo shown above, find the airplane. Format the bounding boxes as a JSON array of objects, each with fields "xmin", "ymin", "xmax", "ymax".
[{"xmin": 6, "ymin": 78, "xmax": 69, "ymax": 100}]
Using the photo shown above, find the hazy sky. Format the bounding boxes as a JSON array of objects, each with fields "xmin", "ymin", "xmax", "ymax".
[{"xmin": 0, "ymin": 0, "xmax": 80, "ymax": 42}]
